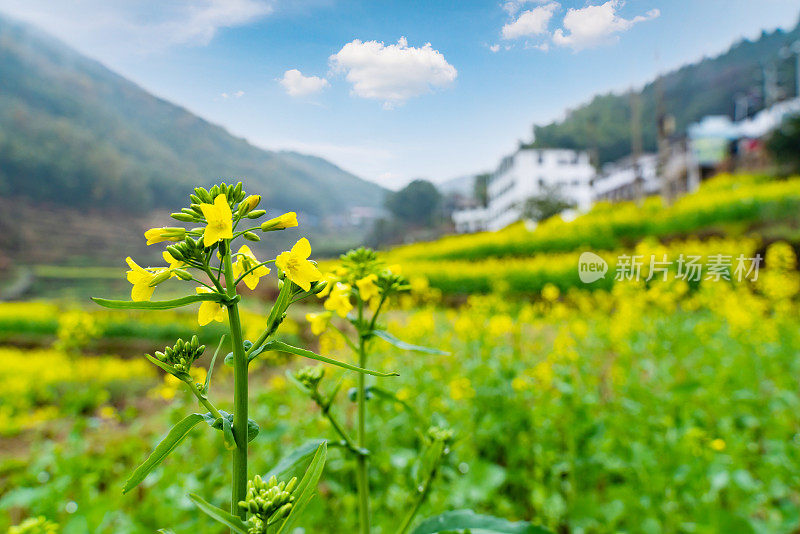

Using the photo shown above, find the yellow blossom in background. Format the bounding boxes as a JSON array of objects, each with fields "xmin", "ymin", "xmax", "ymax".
[
  {"xmin": 268, "ymin": 374, "xmax": 287, "ymax": 392},
  {"xmin": 356, "ymin": 274, "xmax": 379, "ymax": 301},
  {"xmin": 196, "ymin": 287, "xmax": 226, "ymax": 326},
  {"xmin": 261, "ymin": 211, "xmax": 298, "ymax": 231},
  {"xmin": 200, "ymin": 194, "xmax": 233, "ymax": 245},
  {"xmin": 710, "ymin": 438, "xmax": 726, "ymax": 451},
  {"xmin": 306, "ymin": 311, "xmax": 332, "ymax": 335},
  {"xmin": 232, "ymin": 244, "xmax": 270, "ymax": 290},
  {"xmin": 449, "ymin": 377, "xmax": 475, "ymax": 400},
  {"xmin": 315, "ymin": 272, "xmax": 340, "ymax": 298},
  {"xmin": 511, "ymin": 376, "xmax": 528, "ymax": 392},
  {"xmin": 276, "ymin": 238, "xmax": 322, "ymax": 291},
  {"xmin": 324, "ymin": 283, "xmax": 353, "ymax": 318},
  {"xmin": 125, "ymin": 257, "xmax": 164, "ymax": 301},
  {"xmin": 541, "ymin": 283, "xmax": 560, "ymax": 302}
]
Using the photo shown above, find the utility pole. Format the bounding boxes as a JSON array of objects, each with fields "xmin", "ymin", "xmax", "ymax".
[{"xmin": 629, "ymin": 88, "xmax": 643, "ymax": 204}]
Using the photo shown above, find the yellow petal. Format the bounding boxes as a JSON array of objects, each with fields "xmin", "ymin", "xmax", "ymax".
[
  {"xmin": 131, "ymin": 281, "xmax": 155, "ymax": 302},
  {"xmin": 291, "ymin": 238, "xmax": 312, "ymax": 259},
  {"xmin": 197, "ymin": 301, "xmax": 218, "ymax": 326}
]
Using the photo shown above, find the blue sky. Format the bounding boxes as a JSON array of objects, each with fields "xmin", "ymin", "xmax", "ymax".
[{"xmin": 0, "ymin": 0, "xmax": 798, "ymax": 189}]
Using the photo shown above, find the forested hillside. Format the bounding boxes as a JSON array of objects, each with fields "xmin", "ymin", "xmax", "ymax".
[
  {"xmin": 530, "ymin": 16, "xmax": 800, "ymax": 164},
  {"xmin": 0, "ymin": 15, "xmax": 384, "ymax": 215}
]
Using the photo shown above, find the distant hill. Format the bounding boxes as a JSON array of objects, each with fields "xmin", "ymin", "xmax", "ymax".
[
  {"xmin": 529, "ymin": 16, "xmax": 800, "ymax": 165},
  {"xmin": 0, "ymin": 15, "xmax": 385, "ymax": 216}
]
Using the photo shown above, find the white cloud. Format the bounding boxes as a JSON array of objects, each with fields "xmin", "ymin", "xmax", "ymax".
[
  {"xmin": 221, "ymin": 90, "xmax": 245, "ymax": 99},
  {"xmin": 502, "ymin": 2, "xmax": 559, "ymax": 40},
  {"xmin": 0, "ymin": 0, "xmax": 273, "ymax": 59},
  {"xmin": 552, "ymin": 0, "xmax": 660, "ymax": 50},
  {"xmin": 489, "ymin": 44, "xmax": 501, "ymax": 53},
  {"xmin": 280, "ymin": 69, "xmax": 330, "ymax": 97},
  {"xmin": 502, "ymin": 0, "xmax": 551, "ymax": 16},
  {"xmin": 329, "ymin": 37, "xmax": 457, "ymax": 108}
]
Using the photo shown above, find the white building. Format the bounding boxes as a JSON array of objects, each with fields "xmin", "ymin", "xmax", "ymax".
[
  {"xmin": 483, "ymin": 148, "xmax": 595, "ymax": 231},
  {"xmin": 592, "ymin": 153, "xmax": 660, "ymax": 202},
  {"xmin": 452, "ymin": 206, "xmax": 488, "ymax": 233}
]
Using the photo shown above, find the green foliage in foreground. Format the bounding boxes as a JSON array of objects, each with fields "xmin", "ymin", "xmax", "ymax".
[{"xmin": 3, "ymin": 281, "xmax": 800, "ymax": 533}]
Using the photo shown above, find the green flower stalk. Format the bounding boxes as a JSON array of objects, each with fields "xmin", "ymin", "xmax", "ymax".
[{"xmin": 93, "ymin": 182, "xmax": 393, "ymax": 532}]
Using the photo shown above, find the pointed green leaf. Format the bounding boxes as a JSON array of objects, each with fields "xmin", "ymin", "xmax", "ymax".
[
  {"xmin": 411, "ymin": 510, "xmax": 552, "ymax": 534},
  {"xmin": 203, "ymin": 334, "xmax": 227, "ymax": 394},
  {"xmin": 262, "ymin": 340, "xmax": 399, "ymax": 377},
  {"xmin": 123, "ymin": 413, "xmax": 206, "ymax": 494},
  {"xmin": 222, "ymin": 416, "xmax": 236, "ymax": 450},
  {"xmin": 91, "ymin": 293, "xmax": 222, "ymax": 311},
  {"xmin": 372, "ymin": 329, "xmax": 449, "ymax": 355},
  {"xmin": 188, "ymin": 494, "xmax": 249, "ymax": 533},
  {"xmin": 275, "ymin": 442, "xmax": 327, "ymax": 534},
  {"xmin": 264, "ymin": 439, "xmax": 327, "ymax": 482}
]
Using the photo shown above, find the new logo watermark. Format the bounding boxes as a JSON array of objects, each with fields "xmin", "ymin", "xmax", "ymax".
[
  {"xmin": 577, "ymin": 251, "xmax": 762, "ymax": 283},
  {"xmin": 578, "ymin": 252, "xmax": 608, "ymax": 283}
]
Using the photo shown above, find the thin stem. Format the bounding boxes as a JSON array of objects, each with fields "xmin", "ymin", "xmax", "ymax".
[
  {"xmin": 355, "ymin": 298, "xmax": 371, "ymax": 534},
  {"xmin": 223, "ymin": 241, "xmax": 249, "ymax": 522},
  {"xmin": 329, "ymin": 322, "xmax": 360, "ymax": 354},
  {"xmin": 396, "ymin": 463, "xmax": 439, "ymax": 534},
  {"xmin": 367, "ymin": 294, "xmax": 388, "ymax": 333},
  {"xmin": 311, "ymin": 392, "xmax": 360, "ymax": 455},
  {"xmin": 183, "ymin": 381, "xmax": 223, "ymax": 420}
]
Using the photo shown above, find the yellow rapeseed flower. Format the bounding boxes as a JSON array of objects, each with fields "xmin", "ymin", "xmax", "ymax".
[
  {"xmin": 163, "ymin": 250, "xmax": 185, "ymax": 271},
  {"xmin": 315, "ymin": 272, "xmax": 340, "ymax": 298},
  {"xmin": 356, "ymin": 274, "xmax": 379, "ymax": 301},
  {"xmin": 305, "ymin": 311, "xmax": 332, "ymax": 335},
  {"xmin": 276, "ymin": 238, "xmax": 322, "ymax": 291},
  {"xmin": 261, "ymin": 212, "xmax": 298, "ymax": 231},
  {"xmin": 324, "ymin": 283, "xmax": 353, "ymax": 318},
  {"xmin": 200, "ymin": 194, "xmax": 233, "ymax": 245},
  {"xmin": 232, "ymin": 245, "xmax": 270, "ymax": 290},
  {"xmin": 196, "ymin": 287, "xmax": 226, "ymax": 326},
  {"xmin": 125, "ymin": 257, "xmax": 165, "ymax": 301}
]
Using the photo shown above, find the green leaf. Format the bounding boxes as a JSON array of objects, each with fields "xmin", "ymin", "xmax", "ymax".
[
  {"xmin": 222, "ymin": 416, "xmax": 236, "ymax": 450},
  {"xmin": 202, "ymin": 411, "xmax": 259, "ymax": 444},
  {"xmin": 262, "ymin": 340, "xmax": 399, "ymax": 377},
  {"xmin": 411, "ymin": 510, "xmax": 552, "ymax": 534},
  {"xmin": 188, "ymin": 494, "xmax": 249, "ymax": 533},
  {"xmin": 264, "ymin": 439, "xmax": 327, "ymax": 482},
  {"xmin": 372, "ymin": 329, "xmax": 450, "ymax": 355},
  {"xmin": 275, "ymin": 441, "xmax": 327, "ymax": 534},
  {"xmin": 91, "ymin": 293, "xmax": 222, "ymax": 311},
  {"xmin": 123, "ymin": 414, "xmax": 206, "ymax": 494},
  {"xmin": 203, "ymin": 334, "xmax": 227, "ymax": 394}
]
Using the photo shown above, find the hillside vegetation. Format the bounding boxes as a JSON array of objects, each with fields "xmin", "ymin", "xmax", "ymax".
[
  {"xmin": 529, "ymin": 17, "xmax": 800, "ymax": 164},
  {"xmin": 384, "ymin": 174, "xmax": 800, "ymax": 294},
  {"xmin": 0, "ymin": 15, "xmax": 384, "ymax": 215}
]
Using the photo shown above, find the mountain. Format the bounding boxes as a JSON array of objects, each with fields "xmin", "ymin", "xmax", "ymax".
[
  {"xmin": 528, "ymin": 16, "xmax": 800, "ymax": 165},
  {"xmin": 0, "ymin": 14, "xmax": 385, "ymax": 217}
]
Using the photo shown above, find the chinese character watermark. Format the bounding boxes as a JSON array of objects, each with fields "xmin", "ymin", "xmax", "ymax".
[{"xmin": 578, "ymin": 252, "xmax": 762, "ymax": 283}]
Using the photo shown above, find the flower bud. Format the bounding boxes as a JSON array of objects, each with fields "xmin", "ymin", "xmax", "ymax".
[
  {"xmin": 243, "ymin": 231, "xmax": 261, "ymax": 242},
  {"xmin": 172, "ymin": 269, "xmax": 193, "ymax": 280},
  {"xmin": 144, "ymin": 227, "xmax": 186, "ymax": 246},
  {"xmin": 194, "ymin": 187, "xmax": 213, "ymax": 203},
  {"xmin": 148, "ymin": 269, "xmax": 172, "ymax": 287},
  {"xmin": 261, "ymin": 212, "xmax": 298, "ymax": 232},
  {"xmin": 245, "ymin": 209, "xmax": 266, "ymax": 219},
  {"xmin": 170, "ymin": 212, "xmax": 196, "ymax": 222},
  {"xmin": 237, "ymin": 195, "xmax": 261, "ymax": 216}
]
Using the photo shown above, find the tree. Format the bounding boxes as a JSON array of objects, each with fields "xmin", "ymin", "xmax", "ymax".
[
  {"xmin": 522, "ymin": 185, "xmax": 575, "ymax": 222},
  {"xmin": 384, "ymin": 179, "xmax": 442, "ymax": 226},
  {"xmin": 473, "ymin": 173, "xmax": 491, "ymax": 207},
  {"xmin": 767, "ymin": 113, "xmax": 800, "ymax": 174}
]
